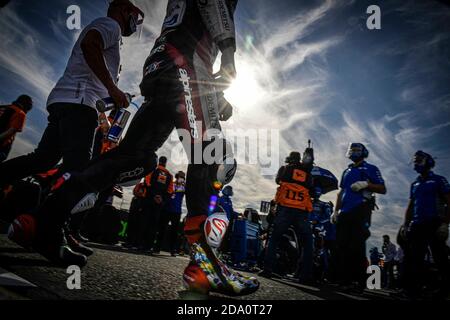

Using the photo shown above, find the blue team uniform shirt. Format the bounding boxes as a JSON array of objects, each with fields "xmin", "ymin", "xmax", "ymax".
[
  {"xmin": 165, "ymin": 183, "xmax": 185, "ymax": 214},
  {"xmin": 410, "ymin": 172, "xmax": 450, "ymax": 224},
  {"xmin": 310, "ymin": 200, "xmax": 336, "ymax": 241},
  {"xmin": 340, "ymin": 161, "xmax": 385, "ymax": 213}
]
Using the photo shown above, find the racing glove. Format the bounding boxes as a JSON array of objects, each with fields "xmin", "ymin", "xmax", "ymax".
[
  {"xmin": 351, "ymin": 181, "xmax": 369, "ymax": 192},
  {"xmin": 217, "ymin": 91, "xmax": 233, "ymax": 121},
  {"xmin": 436, "ymin": 223, "xmax": 449, "ymax": 241},
  {"xmin": 215, "ymin": 40, "xmax": 236, "ymax": 88}
]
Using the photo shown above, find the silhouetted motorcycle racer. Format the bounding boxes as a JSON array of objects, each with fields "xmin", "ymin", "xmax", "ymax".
[{"xmin": 8, "ymin": 0, "xmax": 259, "ymax": 296}]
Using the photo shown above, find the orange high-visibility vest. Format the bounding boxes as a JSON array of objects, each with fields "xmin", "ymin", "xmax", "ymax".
[{"xmin": 275, "ymin": 165, "xmax": 313, "ymax": 212}]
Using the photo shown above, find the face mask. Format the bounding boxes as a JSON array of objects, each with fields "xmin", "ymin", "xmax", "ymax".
[
  {"xmin": 122, "ymin": 14, "xmax": 136, "ymax": 36},
  {"xmin": 222, "ymin": 188, "xmax": 233, "ymax": 197},
  {"xmin": 349, "ymin": 154, "xmax": 363, "ymax": 163},
  {"xmin": 413, "ymin": 154, "xmax": 428, "ymax": 174},
  {"xmin": 414, "ymin": 164, "xmax": 427, "ymax": 174},
  {"xmin": 346, "ymin": 143, "xmax": 367, "ymax": 162},
  {"xmin": 122, "ymin": 7, "xmax": 144, "ymax": 37}
]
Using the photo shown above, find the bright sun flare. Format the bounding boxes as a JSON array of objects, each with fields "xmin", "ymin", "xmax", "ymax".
[{"xmin": 224, "ymin": 62, "xmax": 264, "ymax": 109}]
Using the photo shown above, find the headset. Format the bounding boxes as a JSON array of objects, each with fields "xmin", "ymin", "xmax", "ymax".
[
  {"xmin": 346, "ymin": 142, "xmax": 369, "ymax": 160},
  {"xmin": 414, "ymin": 150, "xmax": 435, "ymax": 169}
]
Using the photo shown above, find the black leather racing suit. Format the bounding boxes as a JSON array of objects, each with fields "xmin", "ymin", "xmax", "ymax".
[{"xmin": 36, "ymin": 0, "xmax": 238, "ymax": 243}]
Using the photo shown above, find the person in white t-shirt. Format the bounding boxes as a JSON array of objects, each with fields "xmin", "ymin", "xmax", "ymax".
[
  {"xmin": 0, "ymin": 0, "xmax": 144, "ymax": 266},
  {"xmin": 0, "ymin": 0, "xmax": 144, "ymax": 186}
]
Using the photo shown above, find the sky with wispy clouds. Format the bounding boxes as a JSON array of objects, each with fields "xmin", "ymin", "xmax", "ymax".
[{"xmin": 1, "ymin": 0, "xmax": 449, "ymax": 249}]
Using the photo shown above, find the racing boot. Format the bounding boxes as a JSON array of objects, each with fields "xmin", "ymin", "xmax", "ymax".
[
  {"xmin": 182, "ymin": 213, "xmax": 260, "ymax": 296},
  {"xmin": 73, "ymin": 232, "xmax": 89, "ymax": 243},
  {"xmin": 66, "ymin": 232, "xmax": 94, "ymax": 257},
  {"xmin": 37, "ymin": 172, "xmax": 97, "ymax": 238},
  {"xmin": 8, "ymin": 214, "xmax": 88, "ymax": 267},
  {"xmin": 35, "ymin": 241, "xmax": 88, "ymax": 268},
  {"xmin": 183, "ymin": 261, "xmax": 212, "ymax": 295},
  {"xmin": 184, "ymin": 242, "xmax": 260, "ymax": 296},
  {"xmin": 69, "ymin": 211, "xmax": 90, "ymax": 243},
  {"xmin": 36, "ymin": 172, "xmax": 99, "ymax": 230}
]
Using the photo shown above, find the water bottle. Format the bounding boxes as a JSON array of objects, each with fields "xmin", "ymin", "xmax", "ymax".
[
  {"xmin": 96, "ymin": 93, "xmax": 134, "ymax": 113},
  {"xmin": 107, "ymin": 108, "xmax": 131, "ymax": 143}
]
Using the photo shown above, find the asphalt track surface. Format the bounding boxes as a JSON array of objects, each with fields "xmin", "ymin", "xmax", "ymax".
[{"xmin": 0, "ymin": 234, "xmax": 396, "ymax": 301}]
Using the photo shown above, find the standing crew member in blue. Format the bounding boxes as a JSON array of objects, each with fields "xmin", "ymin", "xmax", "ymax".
[
  {"xmin": 401, "ymin": 150, "xmax": 450, "ymax": 298},
  {"xmin": 331, "ymin": 143, "xmax": 386, "ymax": 291}
]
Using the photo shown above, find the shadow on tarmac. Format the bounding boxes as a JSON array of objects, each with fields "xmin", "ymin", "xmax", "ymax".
[
  {"xmin": 86, "ymin": 242, "xmax": 182, "ymax": 260},
  {"xmin": 178, "ymin": 290, "xmax": 238, "ymax": 301},
  {"xmin": 0, "ymin": 255, "xmax": 54, "ymax": 268},
  {"xmin": 0, "ymin": 246, "xmax": 28, "ymax": 254},
  {"xmin": 269, "ymin": 277, "xmax": 393, "ymax": 300}
]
